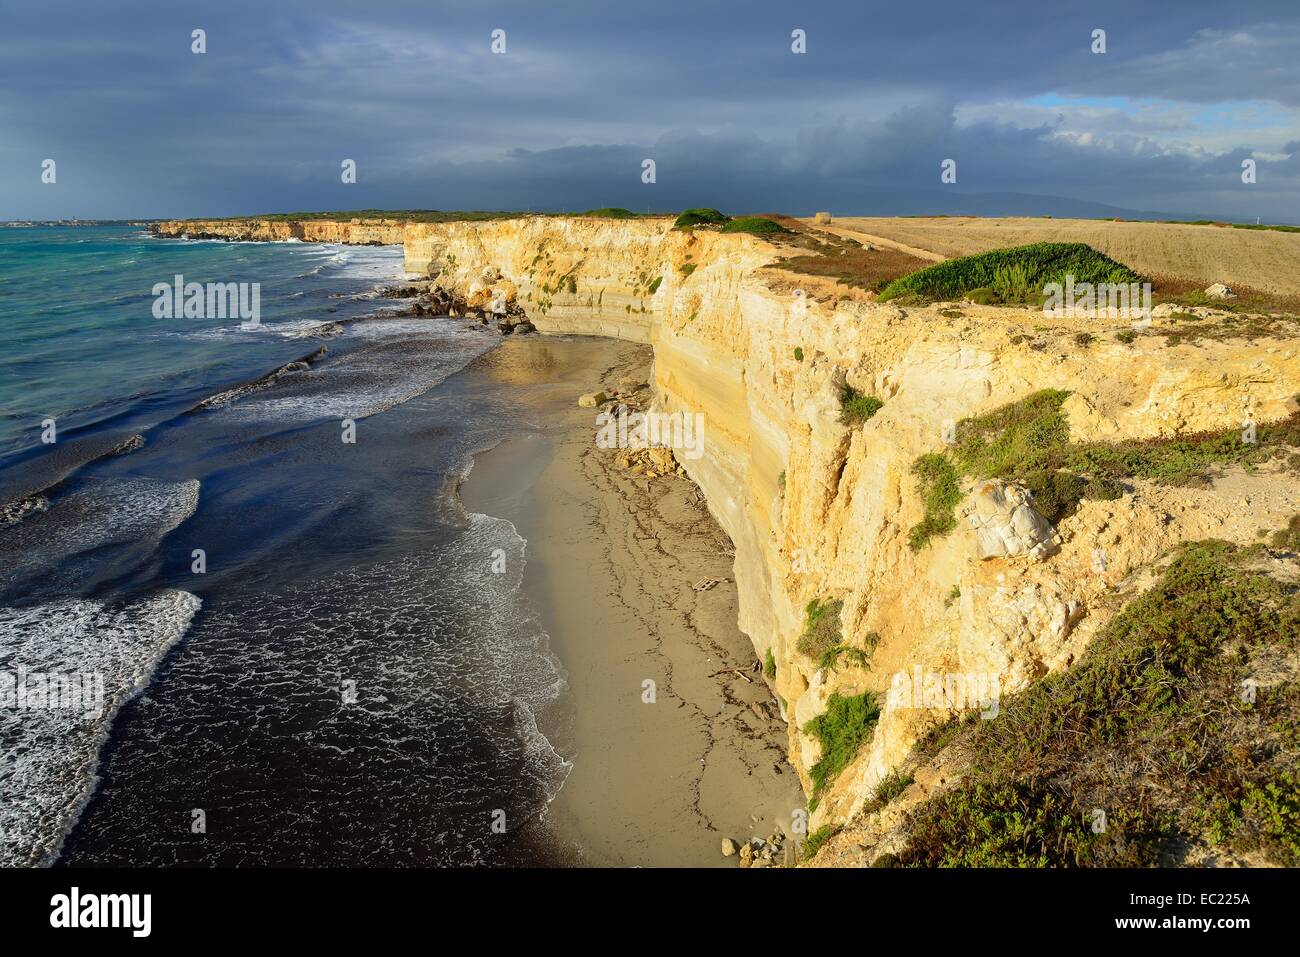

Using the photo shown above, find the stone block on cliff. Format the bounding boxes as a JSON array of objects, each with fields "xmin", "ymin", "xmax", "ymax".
[{"xmin": 964, "ymin": 480, "xmax": 1060, "ymax": 562}]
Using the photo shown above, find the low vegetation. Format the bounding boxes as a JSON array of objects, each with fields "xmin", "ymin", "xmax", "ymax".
[
  {"xmin": 887, "ymin": 540, "xmax": 1300, "ymax": 867},
  {"xmin": 804, "ymin": 691, "xmax": 882, "ymax": 800},
  {"xmin": 673, "ymin": 208, "xmax": 729, "ymax": 229},
  {"xmin": 863, "ymin": 769, "xmax": 915, "ymax": 815},
  {"xmin": 1142, "ymin": 306, "xmax": 1300, "ymax": 347},
  {"xmin": 879, "ymin": 242, "xmax": 1142, "ymax": 305},
  {"xmin": 764, "ymin": 648, "xmax": 777, "ymax": 680},
  {"xmin": 796, "ymin": 598, "xmax": 843, "ymax": 661},
  {"xmin": 1270, "ymin": 515, "xmax": 1300, "ymax": 550},
  {"xmin": 720, "ymin": 216, "xmax": 790, "ymax": 236},
  {"xmin": 819, "ymin": 632, "xmax": 879, "ymax": 673},
  {"xmin": 582, "ymin": 207, "xmax": 638, "ymax": 219},
  {"xmin": 838, "ymin": 383, "xmax": 884, "ymax": 426},
  {"xmin": 907, "ymin": 389, "xmax": 1300, "ymax": 550},
  {"xmin": 802, "ymin": 824, "xmax": 840, "ymax": 858},
  {"xmin": 1168, "ymin": 219, "xmax": 1300, "ymax": 235},
  {"xmin": 908, "ymin": 454, "xmax": 962, "ymax": 550},
  {"xmin": 772, "ymin": 220, "xmax": 931, "ymax": 292}
]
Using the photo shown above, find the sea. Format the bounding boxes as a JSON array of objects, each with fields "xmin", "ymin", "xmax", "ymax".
[{"xmin": 0, "ymin": 225, "xmax": 568, "ymax": 866}]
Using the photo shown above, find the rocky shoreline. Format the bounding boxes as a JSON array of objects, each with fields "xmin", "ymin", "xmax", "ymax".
[{"xmin": 379, "ymin": 276, "xmax": 536, "ymax": 336}]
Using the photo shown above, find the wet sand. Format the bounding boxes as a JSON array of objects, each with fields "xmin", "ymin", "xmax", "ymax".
[{"xmin": 460, "ymin": 334, "xmax": 803, "ymax": 867}]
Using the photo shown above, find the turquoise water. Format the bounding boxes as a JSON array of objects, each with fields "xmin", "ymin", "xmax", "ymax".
[{"xmin": 0, "ymin": 225, "xmax": 403, "ymax": 457}]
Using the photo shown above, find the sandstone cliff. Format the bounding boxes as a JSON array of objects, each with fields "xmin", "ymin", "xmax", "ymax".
[{"xmin": 152, "ymin": 216, "xmax": 1300, "ymax": 854}]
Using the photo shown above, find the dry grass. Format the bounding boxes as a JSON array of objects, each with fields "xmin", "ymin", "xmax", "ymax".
[
  {"xmin": 823, "ymin": 216, "xmax": 1300, "ymax": 305},
  {"xmin": 760, "ymin": 215, "xmax": 931, "ymax": 292}
]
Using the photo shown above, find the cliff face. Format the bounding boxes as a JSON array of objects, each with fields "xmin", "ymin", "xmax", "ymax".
[
  {"xmin": 152, "ymin": 218, "xmax": 408, "ymax": 246},
  {"xmin": 153, "ymin": 216, "xmax": 1300, "ymax": 837}
]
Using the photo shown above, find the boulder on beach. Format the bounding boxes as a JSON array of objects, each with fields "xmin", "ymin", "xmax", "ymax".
[
  {"xmin": 578, "ymin": 391, "xmax": 608, "ymax": 408},
  {"xmin": 1204, "ymin": 282, "xmax": 1236, "ymax": 300}
]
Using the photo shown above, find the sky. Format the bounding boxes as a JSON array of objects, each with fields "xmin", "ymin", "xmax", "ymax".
[{"xmin": 1, "ymin": 0, "xmax": 1298, "ymax": 221}]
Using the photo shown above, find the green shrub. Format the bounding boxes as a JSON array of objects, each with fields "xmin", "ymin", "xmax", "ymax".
[
  {"xmin": 802, "ymin": 824, "xmax": 840, "ymax": 858},
  {"xmin": 646, "ymin": 276, "xmax": 662, "ymax": 295},
  {"xmin": 838, "ymin": 382, "xmax": 884, "ymax": 426},
  {"xmin": 673, "ymin": 208, "xmax": 729, "ymax": 229},
  {"xmin": 1270, "ymin": 515, "xmax": 1300, "ymax": 550},
  {"xmin": 679, "ymin": 263, "xmax": 697, "ymax": 278},
  {"xmin": 908, "ymin": 454, "xmax": 961, "ymax": 550},
  {"xmin": 764, "ymin": 647, "xmax": 777, "ymax": 680},
  {"xmin": 805, "ymin": 692, "xmax": 882, "ymax": 798},
  {"xmin": 720, "ymin": 216, "xmax": 789, "ymax": 236},
  {"xmin": 793, "ymin": 346, "xmax": 804, "ymax": 362},
  {"xmin": 818, "ymin": 633, "xmax": 877, "ymax": 672},
  {"xmin": 582, "ymin": 207, "xmax": 637, "ymax": 219},
  {"xmin": 879, "ymin": 243, "xmax": 1142, "ymax": 304},
  {"xmin": 796, "ymin": 598, "xmax": 843, "ymax": 661},
  {"xmin": 950, "ymin": 388, "xmax": 1073, "ymax": 477},
  {"xmin": 864, "ymin": 770, "xmax": 915, "ymax": 814}
]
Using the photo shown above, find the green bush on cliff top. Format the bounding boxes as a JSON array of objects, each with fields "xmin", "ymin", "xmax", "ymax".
[
  {"xmin": 673, "ymin": 208, "xmax": 730, "ymax": 229},
  {"xmin": 879, "ymin": 242, "xmax": 1141, "ymax": 304},
  {"xmin": 720, "ymin": 216, "xmax": 790, "ymax": 236}
]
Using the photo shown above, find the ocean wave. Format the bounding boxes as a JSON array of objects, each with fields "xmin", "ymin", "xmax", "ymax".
[
  {"xmin": 58, "ymin": 513, "xmax": 568, "ymax": 865},
  {"xmin": 0, "ymin": 477, "xmax": 201, "ymax": 594},
  {"xmin": 224, "ymin": 325, "xmax": 495, "ymax": 422},
  {"xmin": 0, "ymin": 430, "xmax": 147, "ymax": 511},
  {"xmin": 187, "ymin": 347, "xmax": 327, "ymax": 412},
  {"xmin": 0, "ymin": 588, "xmax": 203, "ymax": 866}
]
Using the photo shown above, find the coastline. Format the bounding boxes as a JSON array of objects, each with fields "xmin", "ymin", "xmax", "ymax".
[{"xmin": 459, "ymin": 336, "xmax": 803, "ymax": 866}]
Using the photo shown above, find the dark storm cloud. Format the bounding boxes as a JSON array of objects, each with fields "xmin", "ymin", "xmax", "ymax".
[{"xmin": 1, "ymin": 0, "xmax": 1296, "ymax": 220}]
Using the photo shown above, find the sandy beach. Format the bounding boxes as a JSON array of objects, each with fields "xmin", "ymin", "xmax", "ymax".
[{"xmin": 460, "ymin": 335, "xmax": 803, "ymax": 867}]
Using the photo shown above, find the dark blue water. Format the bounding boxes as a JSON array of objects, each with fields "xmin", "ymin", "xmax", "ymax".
[{"xmin": 0, "ymin": 226, "xmax": 569, "ymax": 866}]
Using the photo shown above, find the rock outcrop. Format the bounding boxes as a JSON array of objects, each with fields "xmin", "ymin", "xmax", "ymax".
[{"xmin": 965, "ymin": 480, "xmax": 1060, "ymax": 561}]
